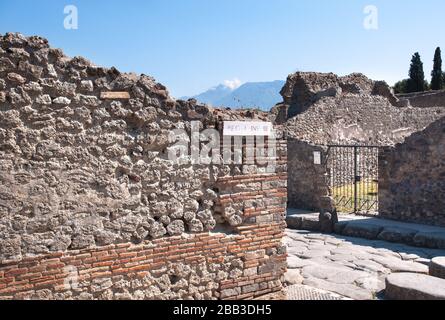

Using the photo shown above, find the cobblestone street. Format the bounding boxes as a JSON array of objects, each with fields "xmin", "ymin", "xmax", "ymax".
[{"xmin": 284, "ymin": 229, "xmax": 445, "ymax": 300}]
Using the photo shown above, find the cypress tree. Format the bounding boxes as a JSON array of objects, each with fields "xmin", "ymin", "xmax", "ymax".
[
  {"xmin": 407, "ymin": 52, "xmax": 426, "ymax": 93},
  {"xmin": 431, "ymin": 47, "xmax": 443, "ymax": 90}
]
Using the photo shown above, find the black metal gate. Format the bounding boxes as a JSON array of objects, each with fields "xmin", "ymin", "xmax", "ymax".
[{"xmin": 326, "ymin": 145, "xmax": 380, "ymax": 214}]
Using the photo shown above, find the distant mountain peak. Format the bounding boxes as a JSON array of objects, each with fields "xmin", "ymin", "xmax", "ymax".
[
  {"xmin": 183, "ymin": 80, "xmax": 285, "ymax": 111},
  {"xmin": 223, "ymin": 78, "xmax": 243, "ymax": 90}
]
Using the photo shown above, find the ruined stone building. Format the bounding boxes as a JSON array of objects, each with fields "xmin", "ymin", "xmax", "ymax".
[
  {"xmin": 278, "ymin": 72, "xmax": 443, "ymax": 146},
  {"xmin": 277, "ymin": 72, "xmax": 444, "ymax": 225}
]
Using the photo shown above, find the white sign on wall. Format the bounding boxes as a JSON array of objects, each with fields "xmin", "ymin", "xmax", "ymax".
[
  {"xmin": 223, "ymin": 121, "xmax": 273, "ymax": 136},
  {"xmin": 313, "ymin": 151, "xmax": 322, "ymax": 165}
]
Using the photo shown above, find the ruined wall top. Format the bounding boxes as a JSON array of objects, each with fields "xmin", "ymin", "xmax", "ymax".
[
  {"xmin": 0, "ymin": 32, "xmax": 272, "ymax": 125},
  {"xmin": 279, "ymin": 71, "xmax": 400, "ymax": 118},
  {"xmin": 278, "ymin": 71, "xmax": 445, "ymax": 146},
  {"xmin": 397, "ymin": 90, "xmax": 445, "ymax": 109}
]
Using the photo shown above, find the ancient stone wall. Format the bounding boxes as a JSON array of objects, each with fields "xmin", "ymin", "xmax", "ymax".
[
  {"xmin": 397, "ymin": 90, "xmax": 445, "ymax": 108},
  {"xmin": 379, "ymin": 117, "xmax": 445, "ymax": 226},
  {"xmin": 282, "ymin": 72, "xmax": 444, "ymax": 212},
  {"xmin": 284, "ymin": 73, "xmax": 445, "ymax": 146},
  {"xmin": 287, "ymin": 139, "xmax": 333, "ymax": 212},
  {"xmin": 0, "ymin": 33, "xmax": 287, "ymax": 299}
]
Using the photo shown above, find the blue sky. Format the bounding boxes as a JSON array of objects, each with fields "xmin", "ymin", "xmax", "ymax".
[{"xmin": 0, "ymin": 0, "xmax": 444, "ymax": 97}]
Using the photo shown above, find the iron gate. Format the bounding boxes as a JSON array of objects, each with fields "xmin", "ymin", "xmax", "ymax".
[{"xmin": 326, "ymin": 145, "xmax": 380, "ymax": 214}]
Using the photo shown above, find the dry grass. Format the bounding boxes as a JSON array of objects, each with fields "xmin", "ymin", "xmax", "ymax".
[{"xmin": 332, "ymin": 180, "xmax": 378, "ymax": 213}]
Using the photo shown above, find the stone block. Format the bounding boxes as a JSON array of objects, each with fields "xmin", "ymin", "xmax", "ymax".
[
  {"xmin": 377, "ymin": 227, "xmax": 417, "ymax": 244},
  {"xmin": 342, "ymin": 223, "xmax": 383, "ymax": 240},
  {"xmin": 430, "ymin": 257, "xmax": 445, "ymax": 279},
  {"xmin": 385, "ymin": 273, "xmax": 445, "ymax": 300}
]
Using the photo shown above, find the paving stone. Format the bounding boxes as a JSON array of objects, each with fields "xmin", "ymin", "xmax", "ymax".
[
  {"xmin": 286, "ymin": 237, "xmax": 309, "ymax": 246},
  {"xmin": 373, "ymin": 248, "xmax": 402, "ymax": 259},
  {"xmin": 307, "ymin": 240, "xmax": 327, "ymax": 246},
  {"xmin": 337, "ymin": 237, "xmax": 375, "ymax": 247},
  {"xmin": 429, "ymin": 257, "xmax": 445, "ymax": 279},
  {"xmin": 371, "ymin": 240, "xmax": 412, "ymax": 251},
  {"xmin": 287, "ymin": 237, "xmax": 308, "ymax": 245},
  {"xmin": 343, "ymin": 238, "xmax": 383, "ymax": 249},
  {"xmin": 352, "ymin": 259, "xmax": 391, "ymax": 274},
  {"xmin": 287, "ymin": 248, "xmax": 308, "ymax": 258},
  {"xmin": 370, "ymin": 255, "xmax": 429, "ymax": 274},
  {"xmin": 415, "ymin": 258, "xmax": 431, "ymax": 266},
  {"xmin": 325, "ymin": 238, "xmax": 344, "ymax": 246},
  {"xmin": 304, "ymin": 234, "xmax": 328, "ymax": 241},
  {"xmin": 294, "ymin": 230, "xmax": 313, "ymax": 235},
  {"xmin": 336, "ymin": 236, "xmax": 371, "ymax": 246},
  {"xmin": 303, "ymin": 277, "xmax": 374, "ymax": 300},
  {"xmin": 327, "ymin": 270, "xmax": 371, "ymax": 285},
  {"xmin": 385, "ymin": 273, "xmax": 445, "ymax": 300},
  {"xmin": 299, "ymin": 249, "xmax": 331, "ymax": 259},
  {"xmin": 399, "ymin": 252, "xmax": 421, "ymax": 261},
  {"xmin": 308, "ymin": 244, "xmax": 335, "ymax": 251},
  {"xmin": 355, "ymin": 276, "xmax": 385, "ymax": 292},
  {"xmin": 301, "ymin": 264, "xmax": 369, "ymax": 285},
  {"xmin": 382, "ymin": 243, "xmax": 418, "ymax": 254},
  {"xmin": 328, "ymin": 254, "xmax": 356, "ymax": 263},
  {"xmin": 282, "ymin": 238, "xmax": 294, "ymax": 247},
  {"xmin": 330, "ymin": 260, "xmax": 358, "ymax": 269},
  {"xmin": 287, "ymin": 256, "xmax": 315, "ymax": 269},
  {"xmin": 301, "ymin": 264, "xmax": 350, "ymax": 280},
  {"xmin": 285, "ymin": 230, "xmax": 445, "ymax": 300},
  {"xmin": 285, "ymin": 232, "xmax": 309, "ymax": 243},
  {"xmin": 330, "ymin": 247, "xmax": 372, "ymax": 260},
  {"xmin": 284, "ymin": 269, "xmax": 304, "ymax": 285}
]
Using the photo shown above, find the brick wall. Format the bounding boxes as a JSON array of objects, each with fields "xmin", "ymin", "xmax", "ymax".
[{"xmin": 0, "ymin": 224, "xmax": 286, "ymax": 300}]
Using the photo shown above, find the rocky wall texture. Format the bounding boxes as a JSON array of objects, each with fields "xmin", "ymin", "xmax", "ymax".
[
  {"xmin": 282, "ymin": 72, "xmax": 444, "ymax": 146},
  {"xmin": 0, "ymin": 33, "xmax": 287, "ymax": 299},
  {"xmin": 287, "ymin": 139, "xmax": 333, "ymax": 212},
  {"xmin": 397, "ymin": 90, "xmax": 445, "ymax": 109},
  {"xmin": 379, "ymin": 116, "xmax": 445, "ymax": 226}
]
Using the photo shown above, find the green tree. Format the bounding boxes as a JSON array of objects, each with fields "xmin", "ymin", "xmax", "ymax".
[
  {"xmin": 393, "ymin": 79, "xmax": 409, "ymax": 94},
  {"xmin": 407, "ymin": 52, "xmax": 427, "ymax": 93},
  {"xmin": 431, "ymin": 47, "xmax": 443, "ymax": 90}
]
